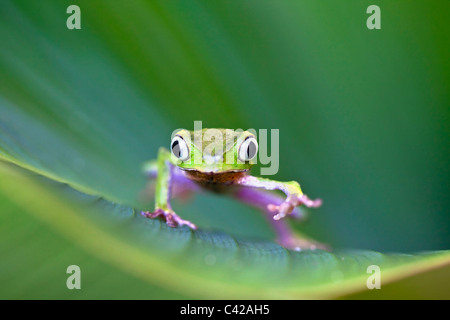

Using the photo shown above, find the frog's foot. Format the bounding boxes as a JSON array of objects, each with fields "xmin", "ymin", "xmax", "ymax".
[
  {"xmin": 141, "ymin": 209, "xmax": 197, "ymax": 230},
  {"xmin": 268, "ymin": 194, "xmax": 322, "ymax": 220},
  {"xmin": 277, "ymin": 234, "xmax": 330, "ymax": 252}
]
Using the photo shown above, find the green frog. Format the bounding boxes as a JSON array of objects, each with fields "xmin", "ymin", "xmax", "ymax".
[{"xmin": 142, "ymin": 128, "xmax": 326, "ymax": 251}]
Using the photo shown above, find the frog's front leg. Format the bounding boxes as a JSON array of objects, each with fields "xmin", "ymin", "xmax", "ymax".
[
  {"xmin": 141, "ymin": 148, "xmax": 197, "ymax": 230},
  {"xmin": 233, "ymin": 187, "xmax": 327, "ymax": 251},
  {"xmin": 235, "ymin": 176, "xmax": 322, "ymax": 220}
]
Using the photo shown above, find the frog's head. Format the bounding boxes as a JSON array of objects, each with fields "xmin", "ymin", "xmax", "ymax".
[{"xmin": 170, "ymin": 128, "xmax": 258, "ymax": 174}]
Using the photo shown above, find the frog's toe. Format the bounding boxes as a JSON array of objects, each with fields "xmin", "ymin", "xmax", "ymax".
[
  {"xmin": 171, "ymin": 214, "xmax": 197, "ymax": 230},
  {"xmin": 298, "ymin": 194, "xmax": 322, "ymax": 208},
  {"xmin": 142, "ymin": 208, "xmax": 164, "ymax": 219},
  {"xmin": 267, "ymin": 194, "xmax": 322, "ymax": 220},
  {"xmin": 267, "ymin": 202, "xmax": 293, "ymax": 220},
  {"xmin": 141, "ymin": 209, "xmax": 197, "ymax": 230}
]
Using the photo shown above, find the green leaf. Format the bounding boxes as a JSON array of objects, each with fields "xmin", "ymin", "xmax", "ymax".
[
  {"xmin": 0, "ymin": 160, "xmax": 449, "ymax": 299},
  {"xmin": 0, "ymin": 0, "xmax": 449, "ymax": 299}
]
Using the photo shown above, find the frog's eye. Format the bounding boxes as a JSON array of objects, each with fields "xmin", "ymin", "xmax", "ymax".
[
  {"xmin": 171, "ymin": 136, "xmax": 190, "ymax": 161},
  {"xmin": 238, "ymin": 137, "xmax": 258, "ymax": 162}
]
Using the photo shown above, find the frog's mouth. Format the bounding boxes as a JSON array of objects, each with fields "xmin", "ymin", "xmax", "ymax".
[
  {"xmin": 180, "ymin": 167, "xmax": 248, "ymax": 173},
  {"xmin": 180, "ymin": 168, "xmax": 249, "ymax": 184}
]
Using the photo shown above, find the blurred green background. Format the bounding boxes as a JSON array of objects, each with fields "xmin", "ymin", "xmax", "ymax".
[{"xmin": 0, "ymin": 0, "xmax": 449, "ymax": 299}]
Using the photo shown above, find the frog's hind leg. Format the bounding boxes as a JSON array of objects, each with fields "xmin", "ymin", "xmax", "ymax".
[{"xmin": 233, "ymin": 187, "xmax": 329, "ymax": 251}]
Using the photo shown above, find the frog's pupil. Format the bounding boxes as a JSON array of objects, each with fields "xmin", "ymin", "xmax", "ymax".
[
  {"xmin": 172, "ymin": 140, "xmax": 180, "ymax": 157},
  {"xmin": 247, "ymin": 141, "xmax": 256, "ymax": 159}
]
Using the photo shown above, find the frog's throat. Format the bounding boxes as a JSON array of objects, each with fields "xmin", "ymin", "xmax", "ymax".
[{"xmin": 180, "ymin": 168, "xmax": 248, "ymax": 184}]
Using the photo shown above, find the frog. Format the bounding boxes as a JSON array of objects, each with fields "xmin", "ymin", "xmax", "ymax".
[{"xmin": 142, "ymin": 128, "xmax": 326, "ymax": 251}]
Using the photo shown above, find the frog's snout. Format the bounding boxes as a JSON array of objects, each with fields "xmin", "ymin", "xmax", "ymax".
[{"xmin": 203, "ymin": 154, "xmax": 223, "ymax": 165}]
